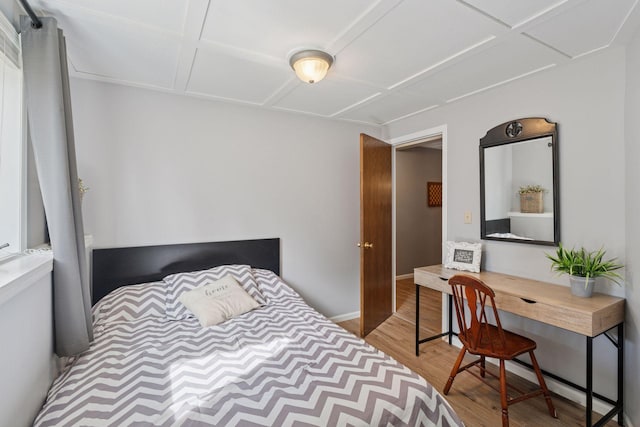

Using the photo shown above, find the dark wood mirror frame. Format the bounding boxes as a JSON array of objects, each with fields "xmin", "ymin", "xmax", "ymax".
[{"xmin": 479, "ymin": 117, "xmax": 560, "ymax": 246}]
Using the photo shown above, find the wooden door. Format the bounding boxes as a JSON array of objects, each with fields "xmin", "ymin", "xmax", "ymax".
[{"xmin": 360, "ymin": 133, "xmax": 392, "ymax": 337}]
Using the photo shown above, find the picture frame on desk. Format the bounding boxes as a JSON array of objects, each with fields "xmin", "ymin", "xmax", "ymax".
[{"xmin": 444, "ymin": 241, "xmax": 482, "ymax": 273}]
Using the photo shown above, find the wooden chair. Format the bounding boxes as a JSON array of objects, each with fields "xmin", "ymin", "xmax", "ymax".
[{"xmin": 443, "ymin": 274, "xmax": 557, "ymax": 427}]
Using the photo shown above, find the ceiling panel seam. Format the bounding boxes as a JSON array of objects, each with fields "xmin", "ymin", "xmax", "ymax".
[
  {"xmin": 609, "ymin": 0, "xmax": 640, "ymax": 45},
  {"xmin": 173, "ymin": 0, "xmax": 211, "ymax": 91},
  {"xmin": 387, "ymin": 35, "xmax": 496, "ymax": 91},
  {"xmin": 520, "ymin": 33, "xmax": 572, "ymax": 59},
  {"xmin": 36, "ymin": 0, "xmax": 185, "ymax": 39},
  {"xmin": 382, "ymin": 104, "xmax": 440, "ymax": 126},
  {"xmin": 329, "ymin": 92, "xmax": 383, "ymax": 117},
  {"xmin": 445, "ymin": 64, "xmax": 557, "ymax": 103},
  {"xmin": 328, "ymin": 0, "xmax": 405, "ymax": 54}
]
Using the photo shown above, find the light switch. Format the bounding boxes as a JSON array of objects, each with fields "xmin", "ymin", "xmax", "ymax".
[{"xmin": 464, "ymin": 211, "xmax": 472, "ymax": 224}]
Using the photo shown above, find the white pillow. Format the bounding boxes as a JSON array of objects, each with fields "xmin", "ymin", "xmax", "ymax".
[
  {"xmin": 163, "ymin": 264, "xmax": 265, "ymax": 319},
  {"xmin": 178, "ymin": 275, "xmax": 260, "ymax": 327}
]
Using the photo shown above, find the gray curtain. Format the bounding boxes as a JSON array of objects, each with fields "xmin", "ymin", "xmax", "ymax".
[{"xmin": 20, "ymin": 16, "xmax": 93, "ymax": 356}]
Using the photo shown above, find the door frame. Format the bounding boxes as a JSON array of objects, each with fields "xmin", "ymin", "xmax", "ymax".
[{"xmin": 389, "ymin": 124, "xmax": 448, "ymax": 332}]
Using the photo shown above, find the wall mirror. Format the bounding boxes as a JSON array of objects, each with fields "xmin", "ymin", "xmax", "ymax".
[{"xmin": 479, "ymin": 117, "xmax": 559, "ymax": 246}]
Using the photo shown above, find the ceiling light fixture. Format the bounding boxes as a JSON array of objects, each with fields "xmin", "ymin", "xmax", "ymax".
[{"xmin": 289, "ymin": 50, "xmax": 334, "ymax": 84}]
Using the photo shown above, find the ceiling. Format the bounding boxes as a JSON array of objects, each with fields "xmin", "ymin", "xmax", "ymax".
[{"xmin": 23, "ymin": 0, "xmax": 640, "ymax": 126}]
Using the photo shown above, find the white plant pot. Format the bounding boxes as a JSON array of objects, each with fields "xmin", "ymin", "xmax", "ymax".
[{"xmin": 569, "ymin": 276, "xmax": 595, "ymax": 298}]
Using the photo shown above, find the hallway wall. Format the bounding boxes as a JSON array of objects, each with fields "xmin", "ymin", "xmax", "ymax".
[{"xmin": 396, "ymin": 147, "xmax": 442, "ymax": 276}]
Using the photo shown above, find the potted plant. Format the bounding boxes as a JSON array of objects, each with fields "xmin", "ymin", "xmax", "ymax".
[
  {"xmin": 518, "ymin": 185, "xmax": 546, "ymax": 213},
  {"xmin": 546, "ymin": 243, "xmax": 624, "ymax": 297}
]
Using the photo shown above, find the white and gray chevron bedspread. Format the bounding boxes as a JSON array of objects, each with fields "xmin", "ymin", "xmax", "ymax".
[{"xmin": 35, "ymin": 269, "xmax": 463, "ymax": 427}]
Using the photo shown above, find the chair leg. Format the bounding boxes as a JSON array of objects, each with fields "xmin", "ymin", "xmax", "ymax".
[
  {"xmin": 530, "ymin": 351, "xmax": 558, "ymax": 418},
  {"xmin": 480, "ymin": 355, "xmax": 486, "ymax": 378},
  {"xmin": 499, "ymin": 359, "xmax": 509, "ymax": 427},
  {"xmin": 444, "ymin": 347, "xmax": 467, "ymax": 395}
]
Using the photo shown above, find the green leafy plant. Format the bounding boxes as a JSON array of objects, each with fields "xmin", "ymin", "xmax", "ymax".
[
  {"xmin": 546, "ymin": 243, "xmax": 624, "ymax": 285},
  {"xmin": 518, "ymin": 184, "xmax": 546, "ymax": 194}
]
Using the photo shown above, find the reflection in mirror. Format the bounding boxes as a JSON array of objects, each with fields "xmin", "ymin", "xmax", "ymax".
[
  {"xmin": 484, "ymin": 137, "xmax": 553, "ymax": 241},
  {"xmin": 480, "ymin": 118, "xmax": 559, "ymax": 246}
]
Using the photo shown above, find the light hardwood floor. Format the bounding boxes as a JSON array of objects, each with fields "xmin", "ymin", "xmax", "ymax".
[{"xmin": 337, "ymin": 278, "xmax": 616, "ymax": 427}]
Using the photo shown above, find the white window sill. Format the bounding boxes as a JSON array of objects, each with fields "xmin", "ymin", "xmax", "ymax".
[{"xmin": 0, "ymin": 252, "xmax": 53, "ymax": 306}]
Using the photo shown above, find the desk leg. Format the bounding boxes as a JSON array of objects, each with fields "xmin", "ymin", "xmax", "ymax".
[
  {"xmin": 448, "ymin": 294, "xmax": 453, "ymax": 345},
  {"xmin": 618, "ymin": 322, "xmax": 624, "ymax": 426},
  {"xmin": 415, "ymin": 283, "xmax": 420, "ymax": 356},
  {"xmin": 586, "ymin": 336, "xmax": 593, "ymax": 426},
  {"xmin": 415, "ymin": 285, "xmax": 454, "ymax": 355},
  {"xmin": 588, "ymin": 323, "xmax": 624, "ymax": 427}
]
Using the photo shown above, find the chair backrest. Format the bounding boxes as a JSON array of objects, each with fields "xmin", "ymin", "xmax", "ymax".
[{"xmin": 449, "ymin": 274, "xmax": 506, "ymax": 354}]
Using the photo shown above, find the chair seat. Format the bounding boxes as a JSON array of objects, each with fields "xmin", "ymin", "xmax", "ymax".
[{"xmin": 459, "ymin": 324, "xmax": 537, "ymax": 359}]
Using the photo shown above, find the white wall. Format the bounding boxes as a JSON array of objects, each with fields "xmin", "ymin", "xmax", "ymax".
[
  {"xmin": 386, "ymin": 48, "xmax": 627, "ymax": 403},
  {"xmin": 396, "ymin": 148, "xmax": 442, "ymax": 275},
  {"xmin": 70, "ymin": 79, "xmax": 380, "ymax": 318},
  {"xmin": 0, "ymin": 269, "xmax": 54, "ymax": 427},
  {"xmin": 624, "ymin": 28, "xmax": 640, "ymax": 427}
]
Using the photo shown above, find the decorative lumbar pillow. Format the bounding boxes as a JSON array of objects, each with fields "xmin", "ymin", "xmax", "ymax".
[
  {"xmin": 178, "ymin": 275, "xmax": 260, "ymax": 327},
  {"xmin": 163, "ymin": 264, "xmax": 265, "ymax": 319}
]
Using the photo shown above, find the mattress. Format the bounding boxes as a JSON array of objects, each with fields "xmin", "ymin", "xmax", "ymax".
[{"xmin": 35, "ymin": 268, "xmax": 463, "ymax": 426}]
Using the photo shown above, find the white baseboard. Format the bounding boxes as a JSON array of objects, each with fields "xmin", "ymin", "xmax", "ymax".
[
  {"xmin": 396, "ymin": 273, "xmax": 414, "ymax": 280},
  {"xmin": 625, "ymin": 413, "xmax": 634, "ymax": 427},
  {"xmin": 329, "ymin": 311, "xmax": 360, "ymax": 323}
]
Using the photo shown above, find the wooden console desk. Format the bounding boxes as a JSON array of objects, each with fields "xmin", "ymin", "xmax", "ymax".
[{"xmin": 414, "ymin": 265, "xmax": 625, "ymax": 427}]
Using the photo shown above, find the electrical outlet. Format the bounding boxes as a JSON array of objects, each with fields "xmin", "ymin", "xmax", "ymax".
[{"xmin": 464, "ymin": 211, "xmax": 472, "ymax": 224}]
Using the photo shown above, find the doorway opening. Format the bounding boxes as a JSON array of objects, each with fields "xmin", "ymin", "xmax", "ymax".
[{"xmin": 392, "ymin": 129, "xmax": 446, "ymax": 336}]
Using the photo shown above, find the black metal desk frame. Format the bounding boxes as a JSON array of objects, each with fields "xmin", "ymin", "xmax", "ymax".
[{"xmin": 415, "ymin": 282, "xmax": 624, "ymax": 427}]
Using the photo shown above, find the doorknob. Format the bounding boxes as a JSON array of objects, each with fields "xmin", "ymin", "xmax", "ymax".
[{"xmin": 357, "ymin": 242, "xmax": 374, "ymax": 248}]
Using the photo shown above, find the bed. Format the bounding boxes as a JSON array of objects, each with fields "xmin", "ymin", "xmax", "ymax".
[{"xmin": 34, "ymin": 238, "xmax": 463, "ymax": 426}]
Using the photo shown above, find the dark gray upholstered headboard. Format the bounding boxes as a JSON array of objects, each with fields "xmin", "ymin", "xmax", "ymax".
[
  {"xmin": 485, "ymin": 218, "xmax": 510, "ymax": 235},
  {"xmin": 91, "ymin": 238, "xmax": 280, "ymax": 305}
]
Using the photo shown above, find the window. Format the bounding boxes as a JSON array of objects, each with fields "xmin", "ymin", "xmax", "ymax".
[{"xmin": 0, "ymin": 14, "xmax": 24, "ymax": 253}]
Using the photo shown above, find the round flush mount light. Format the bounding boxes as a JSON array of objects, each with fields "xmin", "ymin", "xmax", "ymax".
[{"xmin": 289, "ymin": 49, "xmax": 334, "ymax": 84}]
